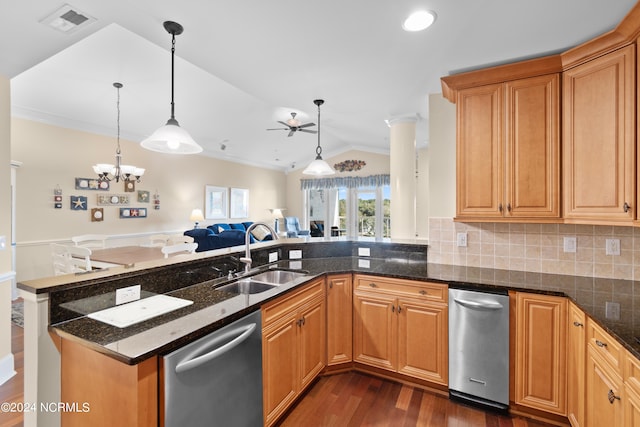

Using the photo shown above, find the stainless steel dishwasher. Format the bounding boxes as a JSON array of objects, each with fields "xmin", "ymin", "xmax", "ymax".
[
  {"xmin": 162, "ymin": 310, "xmax": 263, "ymax": 427},
  {"xmin": 449, "ymin": 288, "xmax": 509, "ymax": 411}
]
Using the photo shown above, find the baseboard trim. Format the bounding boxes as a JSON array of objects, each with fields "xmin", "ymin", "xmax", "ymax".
[{"xmin": 0, "ymin": 352, "xmax": 16, "ymax": 386}]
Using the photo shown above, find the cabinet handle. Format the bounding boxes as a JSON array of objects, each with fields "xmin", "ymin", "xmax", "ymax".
[
  {"xmin": 296, "ymin": 319, "xmax": 302, "ymax": 327},
  {"xmin": 419, "ymin": 290, "xmax": 428, "ymax": 295},
  {"xmin": 369, "ymin": 283, "xmax": 378, "ymax": 288},
  {"xmin": 573, "ymin": 321, "xmax": 583, "ymax": 327},
  {"xmin": 329, "ymin": 282, "xmax": 333, "ymax": 289},
  {"xmin": 624, "ymin": 202, "xmax": 631, "ymax": 213},
  {"xmin": 397, "ymin": 305, "xmax": 402, "ymax": 314},
  {"xmin": 608, "ymin": 389, "xmax": 621, "ymax": 403},
  {"xmin": 595, "ymin": 340, "xmax": 607, "ymax": 348},
  {"xmin": 507, "ymin": 203, "xmax": 512, "ymax": 212},
  {"xmin": 391, "ymin": 305, "xmax": 395, "ymax": 313},
  {"xmin": 301, "ymin": 316, "xmax": 305, "ymax": 326},
  {"xmin": 498, "ymin": 203, "xmax": 503, "ymax": 213}
]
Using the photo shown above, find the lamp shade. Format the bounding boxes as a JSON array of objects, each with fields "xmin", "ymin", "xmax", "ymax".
[
  {"xmin": 303, "ymin": 157, "xmax": 335, "ymax": 176},
  {"xmin": 189, "ymin": 208, "xmax": 205, "ymax": 222},
  {"xmin": 141, "ymin": 120, "xmax": 203, "ymax": 154}
]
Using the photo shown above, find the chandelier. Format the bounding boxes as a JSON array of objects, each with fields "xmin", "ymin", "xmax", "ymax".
[{"xmin": 93, "ymin": 82, "xmax": 145, "ymax": 183}]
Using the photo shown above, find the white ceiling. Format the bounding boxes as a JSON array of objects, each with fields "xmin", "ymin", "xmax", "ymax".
[{"xmin": 5, "ymin": 0, "xmax": 637, "ymax": 172}]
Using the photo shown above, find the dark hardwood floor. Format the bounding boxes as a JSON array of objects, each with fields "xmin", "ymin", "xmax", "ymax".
[
  {"xmin": 0, "ymin": 322, "xmax": 24, "ymax": 427},
  {"xmin": 279, "ymin": 372, "xmax": 557, "ymax": 427}
]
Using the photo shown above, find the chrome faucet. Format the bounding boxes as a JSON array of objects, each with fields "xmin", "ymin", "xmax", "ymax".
[{"xmin": 240, "ymin": 222, "xmax": 279, "ymax": 274}]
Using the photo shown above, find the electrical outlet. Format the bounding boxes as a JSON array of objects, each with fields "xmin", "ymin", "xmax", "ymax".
[
  {"xmin": 606, "ymin": 238, "xmax": 621, "ymax": 256},
  {"xmin": 456, "ymin": 232, "xmax": 467, "ymax": 247},
  {"xmin": 605, "ymin": 301, "xmax": 620, "ymax": 320},
  {"xmin": 268, "ymin": 252, "xmax": 278, "ymax": 263},
  {"xmin": 358, "ymin": 247, "xmax": 370, "ymax": 257},
  {"xmin": 289, "ymin": 250, "xmax": 302, "ymax": 259},
  {"xmin": 115, "ymin": 285, "xmax": 141, "ymax": 305},
  {"xmin": 563, "ymin": 237, "xmax": 577, "ymax": 253}
]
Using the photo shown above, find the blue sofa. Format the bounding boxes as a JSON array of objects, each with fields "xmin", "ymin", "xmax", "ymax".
[{"xmin": 184, "ymin": 222, "xmax": 273, "ymax": 252}]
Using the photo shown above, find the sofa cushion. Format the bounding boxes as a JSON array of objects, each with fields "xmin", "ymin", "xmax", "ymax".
[
  {"xmin": 184, "ymin": 228, "xmax": 214, "ymax": 238},
  {"xmin": 230, "ymin": 223, "xmax": 247, "ymax": 231},
  {"xmin": 210, "ymin": 223, "xmax": 232, "ymax": 234},
  {"xmin": 250, "ymin": 224, "xmax": 271, "ymax": 241},
  {"xmin": 218, "ymin": 229, "xmax": 247, "ymax": 245}
]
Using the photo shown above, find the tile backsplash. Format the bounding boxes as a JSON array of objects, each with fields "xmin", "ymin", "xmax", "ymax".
[{"xmin": 428, "ymin": 218, "xmax": 640, "ymax": 280}]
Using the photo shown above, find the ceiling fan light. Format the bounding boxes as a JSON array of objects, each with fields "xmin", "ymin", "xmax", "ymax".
[
  {"xmin": 303, "ymin": 157, "xmax": 335, "ymax": 176},
  {"xmin": 403, "ymin": 10, "xmax": 436, "ymax": 32},
  {"xmin": 140, "ymin": 122, "xmax": 203, "ymax": 154}
]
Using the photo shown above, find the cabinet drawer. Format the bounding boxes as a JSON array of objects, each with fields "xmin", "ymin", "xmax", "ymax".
[
  {"xmin": 263, "ymin": 278, "xmax": 325, "ymax": 326},
  {"xmin": 354, "ymin": 275, "xmax": 447, "ymax": 303},
  {"xmin": 587, "ymin": 318, "xmax": 623, "ymax": 375},
  {"xmin": 625, "ymin": 350, "xmax": 640, "ymax": 396}
]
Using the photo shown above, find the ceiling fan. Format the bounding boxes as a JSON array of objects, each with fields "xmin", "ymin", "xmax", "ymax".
[{"xmin": 267, "ymin": 112, "xmax": 317, "ymax": 137}]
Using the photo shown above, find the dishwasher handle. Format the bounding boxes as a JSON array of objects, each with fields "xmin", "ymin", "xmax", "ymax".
[
  {"xmin": 175, "ymin": 323, "xmax": 257, "ymax": 374},
  {"xmin": 454, "ymin": 297, "xmax": 504, "ymax": 310}
]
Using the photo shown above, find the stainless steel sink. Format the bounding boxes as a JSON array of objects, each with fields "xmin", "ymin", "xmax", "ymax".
[
  {"xmin": 249, "ymin": 270, "xmax": 308, "ymax": 285},
  {"xmin": 217, "ymin": 279, "xmax": 277, "ymax": 295}
]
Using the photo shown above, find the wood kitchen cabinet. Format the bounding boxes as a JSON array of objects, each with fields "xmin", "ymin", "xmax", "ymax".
[
  {"xmin": 326, "ymin": 273, "xmax": 353, "ymax": 366},
  {"xmin": 514, "ymin": 292, "xmax": 567, "ymax": 416},
  {"xmin": 353, "ymin": 275, "xmax": 448, "ymax": 385},
  {"xmin": 262, "ymin": 278, "xmax": 326, "ymax": 427},
  {"xmin": 563, "ymin": 44, "xmax": 636, "ymax": 224},
  {"xmin": 586, "ymin": 345, "xmax": 624, "ymax": 427},
  {"xmin": 453, "ymin": 73, "xmax": 560, "ymax": 221},
  {"xmin": 567, "ymin": 301, "xmax": 586, "ymax": 427},
  {"xmin": 625, "ymin": 351, "xmax": 640, "ymax": 426}
]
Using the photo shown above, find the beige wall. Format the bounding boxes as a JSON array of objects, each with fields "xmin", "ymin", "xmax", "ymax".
[
  {"xmin": 285, "ymin": 149, "xmax": 390, "ymax": 220},
  {"xmin": 12, "ymin": 118, "xmax": 286, "ymax": 280}
]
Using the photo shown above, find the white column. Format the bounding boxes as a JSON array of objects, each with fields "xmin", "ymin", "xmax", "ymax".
[{"xmin": 389, "ymin": 117, "xmax": 417, "ymax": 240}]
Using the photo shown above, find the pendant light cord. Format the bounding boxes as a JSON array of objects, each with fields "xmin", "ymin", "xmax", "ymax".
[
  {"xmin": 115, "ymin": 83, "xmax": 121, "ymax": 155},
  {"xmin": 170, "ymin": 32, "xmax": 176, "ymax": 121},
  {"xmin": 316, "ymin": 102, "xmax": 322, "ymax": 158}
]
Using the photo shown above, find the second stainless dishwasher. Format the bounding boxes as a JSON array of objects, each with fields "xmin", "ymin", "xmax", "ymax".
[
  {"xmin": 449, "ymin": 288, "xmax": 509, "ymax": 411},
  {"xmin": 162, "ymin": 310, "xmax": 263, "ymax": 427}
]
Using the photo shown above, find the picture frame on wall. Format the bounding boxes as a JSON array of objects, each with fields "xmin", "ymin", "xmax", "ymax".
[
  {"xmin": 230, "ymin": 188, "xmax": 249, "ymax": 218},
  {"xmin": 119, "ymin": 207, "xmax": 147, "ymax": 218},
  {"xmin": 205, "ymin": 186, "xmax": 228, "ymax": 219}
]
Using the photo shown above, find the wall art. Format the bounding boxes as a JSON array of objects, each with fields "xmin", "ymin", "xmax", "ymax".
[
  {"xmin": 75, "ymin": 177, "xmax": 109, "ymax": 191},
  {"xmin": 230, "ymin": 188, "xmax": 249, "ymax": 219},
  {"xmin": 153, "ymin": 190, "xmax": 160, "ymax": 210},
  {"xmin": 97, "ymin": 194, "xmax": 130, "ymax": 206},
  {"xmin": 91, "ymin": 208, "xmax": 104, "ymax": 222},
  {"xmin": 54, "ymin": 185, "xmax": 62, "ymax": 209},
  {"xmin": 124, "ymin": 181, "xmax": 135, "ymax": 192},
  {"xmin": 333, "ymin": 160, "xmax": 366, "ymax": 172},
  {"xmin": 70, "ymin": 196, "xmax": 87, "ymax": 210},
  {"xmin": 119, "ymin": 207, "xmax": 147, "ymax": 218},
  {"xmin": 137, "ymin": 190, "xmax": 150, "ymax": 203},
  {"xmin": 205, "ymin": 185, "xmax": 228, "ymax": 219}
]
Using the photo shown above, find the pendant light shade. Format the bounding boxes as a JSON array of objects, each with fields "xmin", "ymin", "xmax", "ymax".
[
  {"xmin": 303, "ymin": 99, "xmax": 335, "ymax": 176},
  {"xmin": 141, "ymin": 21, "xmax": 202, "ymax": 155}
]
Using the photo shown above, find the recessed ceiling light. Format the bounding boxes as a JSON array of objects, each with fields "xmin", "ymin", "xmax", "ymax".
[{"xmin": 402, "ymin": 10, "xmax": 436, "ymax": 32}]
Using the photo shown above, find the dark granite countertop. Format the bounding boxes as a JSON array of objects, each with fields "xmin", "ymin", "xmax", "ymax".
[{"xmin": 50, "ymin": 249, "xmax": 640, "ymax": 364}]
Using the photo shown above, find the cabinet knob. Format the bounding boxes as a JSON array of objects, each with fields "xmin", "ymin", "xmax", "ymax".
[
  {"xmin": 369, "ymin": 283, "xmax": 377, "ymax": 288},
  {"xmin": 419, "ymin": 290, "xmax": 428, "ymax": 295},
  {"xmin": 595, "ymin": 339, "xmax": 607, "ymax": 348},
  {"xmin": 573, "ymin": 321, "xmax": 584, "ymax": 327},
  {"xmin": 608, "ymin": 389, "xmax": 621, "ymax": 404},
  {"xmin": 624, "ymin": 202, "xmax": 631, "ymax": 213}
]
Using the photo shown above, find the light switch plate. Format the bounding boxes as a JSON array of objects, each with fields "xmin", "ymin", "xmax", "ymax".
[
  {"xmin": 456, "ymin": 232, "xmax": 467, "ymax": 247},
  {"xmin": 563, "ymin": 237, "xmax": 577, "ymax": 253},
  {"xmin": 606, "ymin": 238, "xmax": 620, "ymax": 256},
  {"xmin": 268, "ymin": 252, "xmax": 278, "ymax": 263},
  {"xmin": 289, "ymin": 250, "xmax": 302, "ymax": 259},
  {"xmin": 115, "ymin": 285, "xmax": 141, "ymax": 305}
]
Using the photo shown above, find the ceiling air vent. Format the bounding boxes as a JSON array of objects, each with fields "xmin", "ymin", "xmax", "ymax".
[{"xmin": 40, "ymin": 4, "xmax": 96, "ymax": 34}]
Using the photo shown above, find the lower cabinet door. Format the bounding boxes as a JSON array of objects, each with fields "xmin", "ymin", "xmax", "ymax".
[
  {"xmin": 586, "ymin": 346, "xmax": 623, "ymax": 427},
  {"xmin": 263, "ymin": 315, "xmax": 298, "ymax": 426},
  {"xmin": 298, "ymin": 297, "xmax": 326, "ymax": 390},
  {"xmin": 397, "ymin": 298, "xmax": 447, "ymax": 385},
  {"xmin": 353, "ymin": 291, "xmax": 397, "ymax": 371}
]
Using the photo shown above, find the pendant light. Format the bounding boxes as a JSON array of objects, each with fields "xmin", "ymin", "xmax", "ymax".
[
  {"xmin": 93, "ymin": 82, "xmax": 145, "ymax": 183},
  {"xmin": 141, "ymin": 21, "xmax": 202, "ymax": 154},
  {"xmin": 303, "ymin": 99, "xmax": 335, "ymax": 175}
]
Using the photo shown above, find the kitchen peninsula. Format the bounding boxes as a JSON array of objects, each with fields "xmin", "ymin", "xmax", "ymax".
[{"xmin": 17, "ymin": 239, "xmax": 640, "ymax": 427}]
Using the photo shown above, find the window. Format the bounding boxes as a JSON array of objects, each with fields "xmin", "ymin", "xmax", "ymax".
[{"xmin": 302, "ymin": 175, "xmax": 390, "ymax": 239}]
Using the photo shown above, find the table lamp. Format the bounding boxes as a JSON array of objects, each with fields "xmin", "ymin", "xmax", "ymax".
[{"xmin": 190, "ymin": 208, "xmax": 205, "ymax": 229}]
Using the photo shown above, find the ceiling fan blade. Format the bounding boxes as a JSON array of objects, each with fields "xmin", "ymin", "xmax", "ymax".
[
  {"xmin": 288, "ymin": 130, "xmax": 295, "ymax": 137},
  {"xmin": 298, "ymin": 129, "xmax": 318, "ymax": 134},
  {"xmin": 297, "ymin": 122, "xmax": 316, "ymax": 129},
  {"xmin": 266, "ymin": 127, "xmax": 288, "ymax": 131},
  {"xmin": 277, "ymin": 121, "xmax": 291, "ymax": 127}
]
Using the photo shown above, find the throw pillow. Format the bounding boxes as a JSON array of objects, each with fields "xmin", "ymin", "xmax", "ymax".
[{"xmin": 250, "ymin": 225, "xmax": 270, "ymax": 241}]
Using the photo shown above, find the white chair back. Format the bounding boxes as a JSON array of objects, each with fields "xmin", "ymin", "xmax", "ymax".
[
  {"xmin": 168, "ymin": 234, "xmax": 195, "ymax": 245},
  {"xmin": 161, "ymin": 242, "xmax": 198, "ymax": 258},
  {"xmin": 146, "ymin": 234, "xmax": 170, "ymax": 247},
  {"xmin": 71, "ymin": 234, "xmax": 108, "ymax": 249},
  {"xmin": 51, "ymin": 244, "xmax": 92, "ymax": 275}
]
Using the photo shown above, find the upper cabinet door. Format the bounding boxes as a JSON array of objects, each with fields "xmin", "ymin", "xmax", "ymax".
[
  {"xmin": 563, "ymin": 44, "xmax": 636, "ymax": 224},
  {"xmin": 456, "ymin": 84, "xmax": 504, "ymax": 219},
  {"xmin": 504, "ymin": 74, "xmax": 560, "ymax": 218}
]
